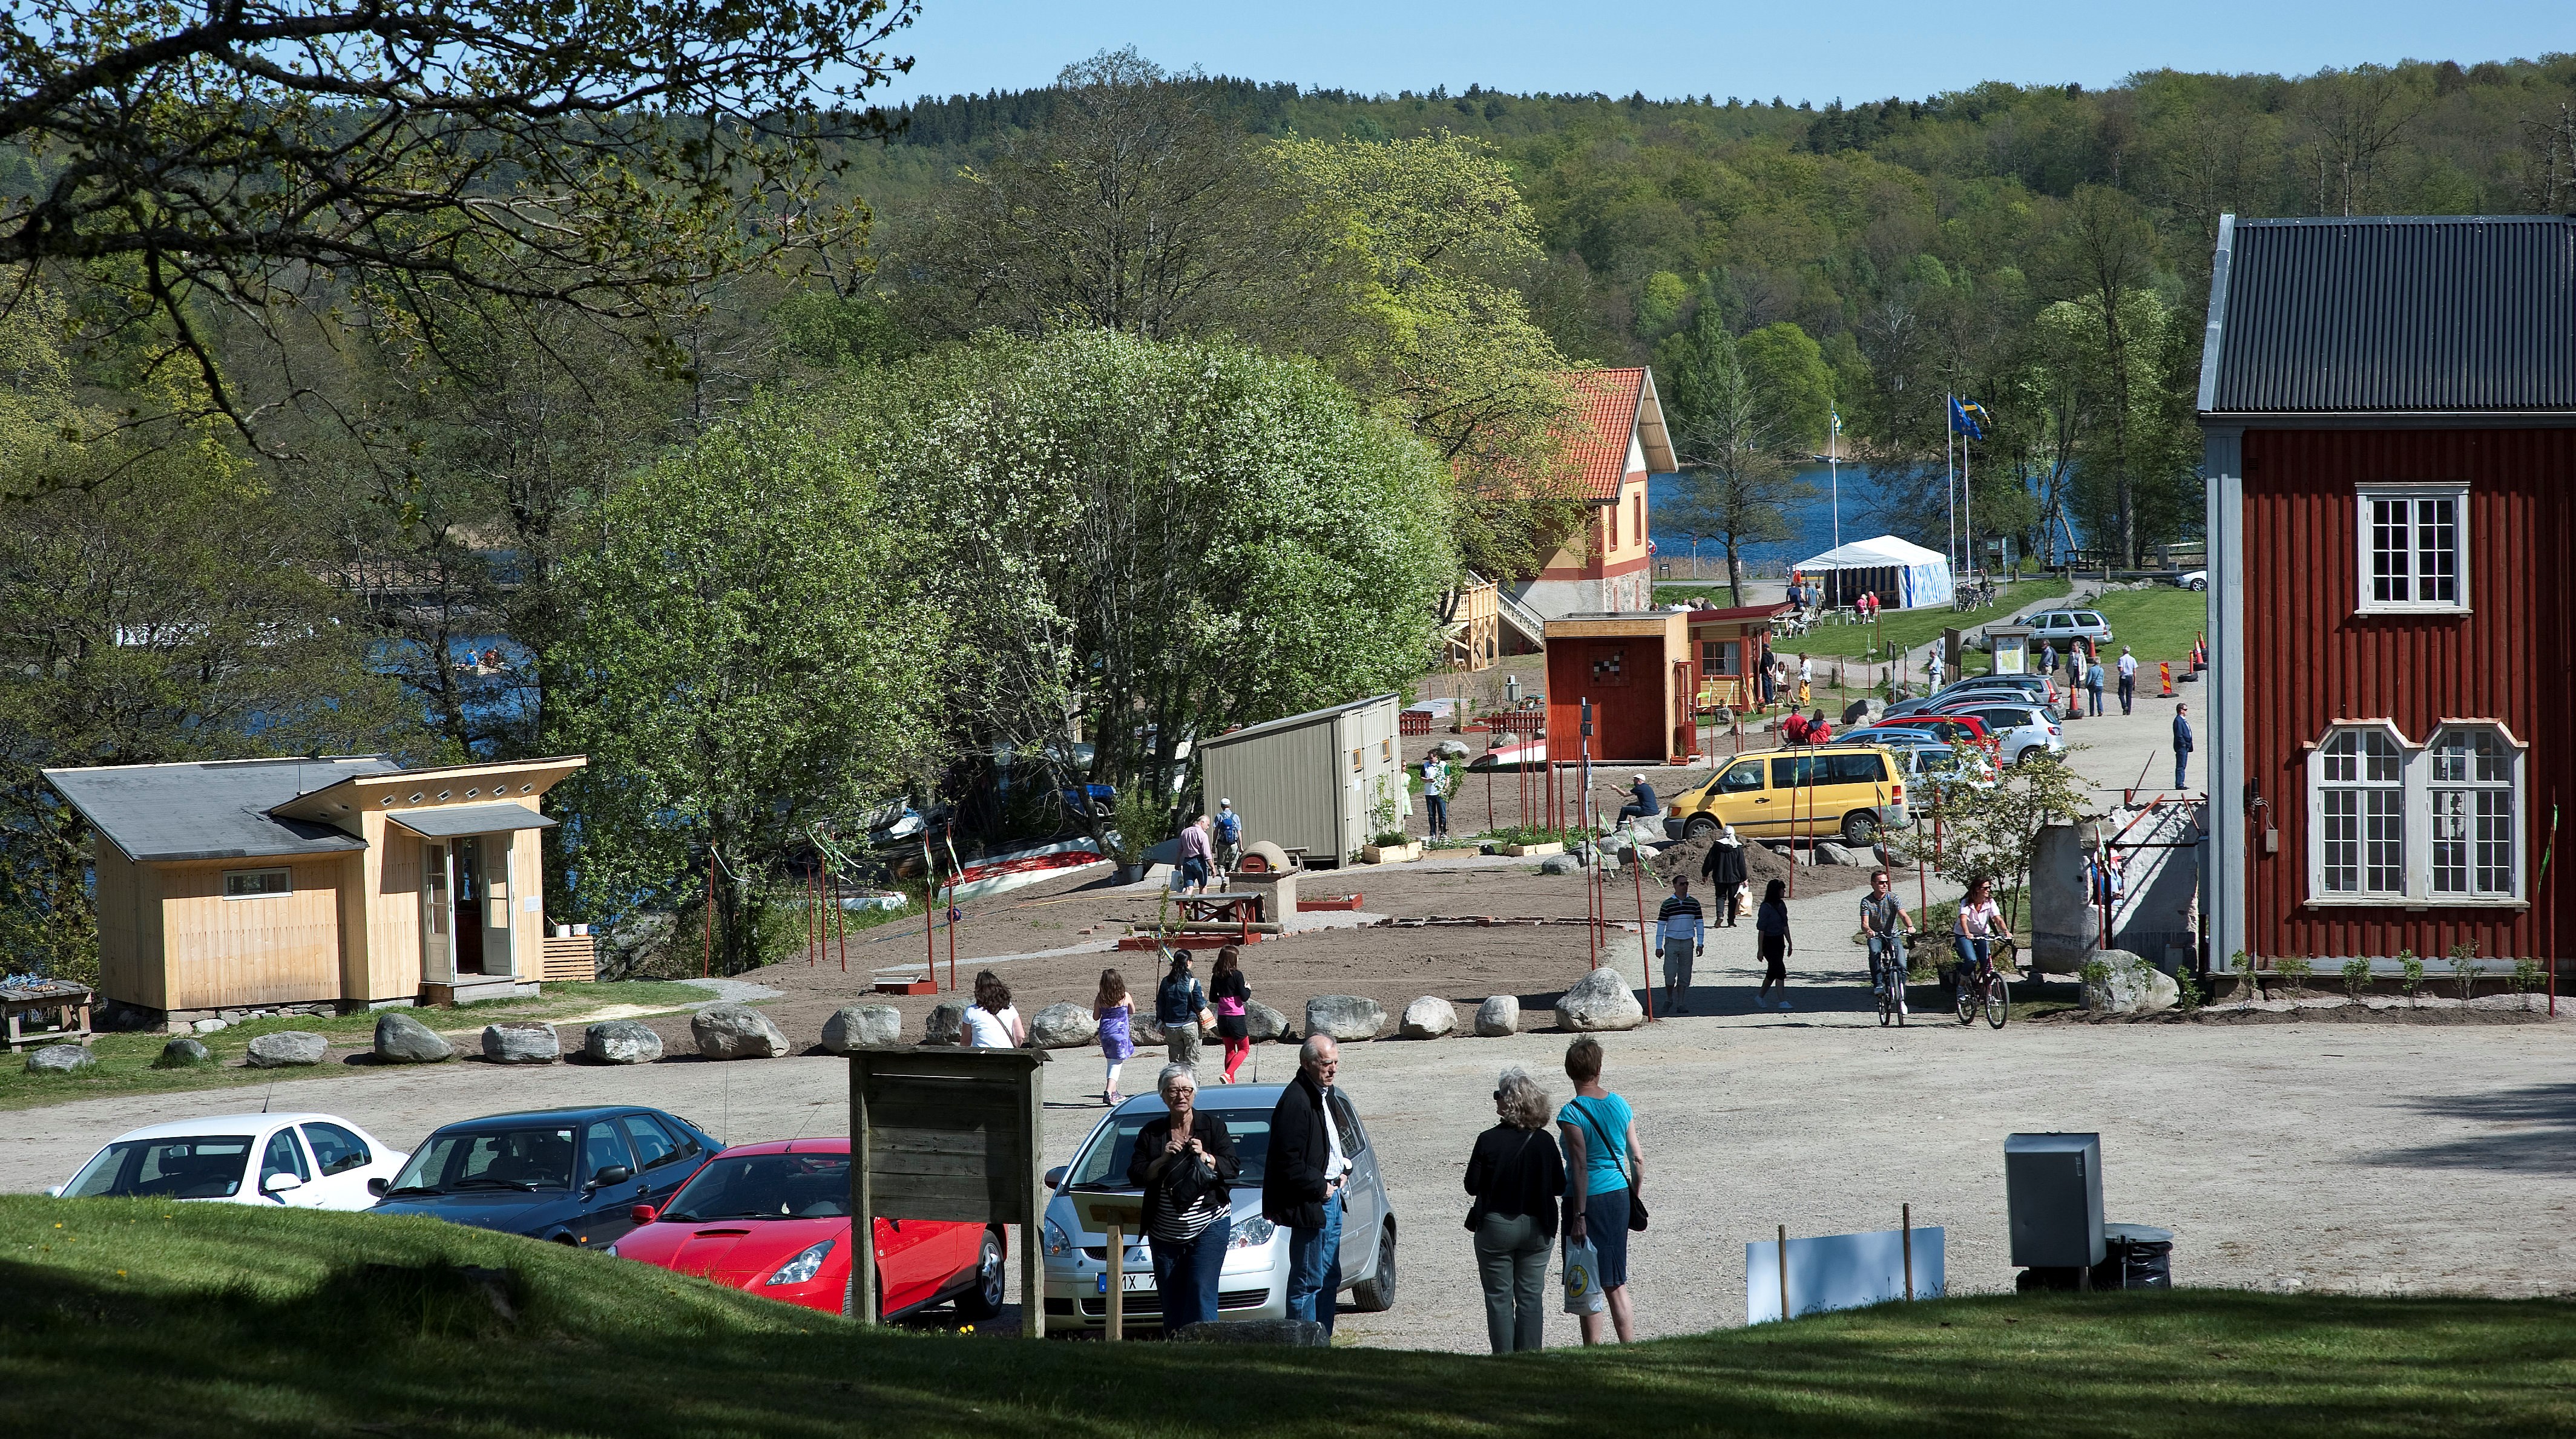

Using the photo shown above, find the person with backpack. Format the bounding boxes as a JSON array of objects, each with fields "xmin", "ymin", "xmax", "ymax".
[
  {"xmin": 1212, "ymin": 799, "xmax": 1243, "ymax": 875},
  {"xmin": 1557, "ymin": 1037, "xmax": 1643, "ymax": 1346}
]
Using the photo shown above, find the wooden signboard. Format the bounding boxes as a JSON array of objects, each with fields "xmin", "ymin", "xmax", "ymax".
[{"xmin": 847, "ymin": 1046, "xmax": 1049, "ymax": 1336}]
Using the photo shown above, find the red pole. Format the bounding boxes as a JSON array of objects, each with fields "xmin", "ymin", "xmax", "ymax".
[
  {"xmin": 1632, "ymin": 848, "xmax": 1655, "ymax": 1021},
  {"xmin": 923, "ymin": 847, "xmax": 938, "ymax": 990},
  {"xmin": 944, "ymin": 825, "xmax": 959, "ymax": 994},
  {"xmin": 702, "ymin": 855, "xmax": 714, "ymax": 978},
  {"xmin": 807, "ymin": 864, "xmax": 818, "ymax": 966}
]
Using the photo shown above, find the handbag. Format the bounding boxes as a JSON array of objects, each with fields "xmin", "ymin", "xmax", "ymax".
[{"xmin": 1572, "ymin": 1098, "xmax": 1648, "ymax": 1232}]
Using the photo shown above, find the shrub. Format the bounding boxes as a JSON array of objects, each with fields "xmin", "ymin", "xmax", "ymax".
[
  {"xmin": 2275, "ymin": 954, "xmax": 2313, "ymax": 998},
  {"xmin": 2341, "ymin": 957, "xmax": 2373, "ymax": 1001},
  {"xmin": 2174, "ymin": 963, "xmax": 2203, "ymax": 1015},
  {"xmin": 2446, "ymin": 942, "xmax": 2483, "ymax": 1002},
  {"xmin": 2397, "ymin": 948, "xmax": 2423, "ymax": 1003},
  {"xmin": 2512, "ymin": 957, "xmax": 2543, "ymax": 1012}
]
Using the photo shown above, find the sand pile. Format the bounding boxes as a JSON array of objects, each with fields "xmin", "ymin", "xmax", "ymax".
[{"xmin": 1649, "ymin": 829, "xmax": 1874, "ymax": 895}]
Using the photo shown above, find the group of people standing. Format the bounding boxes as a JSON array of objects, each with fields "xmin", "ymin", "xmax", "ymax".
[{"xmin": 1462, "ymin": 1036, "xmax": 1644, "ymax": 1352}]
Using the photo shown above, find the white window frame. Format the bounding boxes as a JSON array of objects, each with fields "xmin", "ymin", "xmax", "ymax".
[
  {"xmin": 223, "ymin": 867, "xmax": 292, "ymax": 900},
  {"xmin": 2354, "ymin": 484, "xmax": 2470, "ymax": 615},
  {"xmin": 2304, "ymin": 719, "xmax": 2528, "ymax": 909},
  {"xmin": 2425, "ymin": 723, "xmax": 2526, "ymax": 903}
]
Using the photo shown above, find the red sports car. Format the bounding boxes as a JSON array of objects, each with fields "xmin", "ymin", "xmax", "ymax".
[{"xmin": 607, "ymin": 1138, "xmax": 1007, "ymax": 1321}]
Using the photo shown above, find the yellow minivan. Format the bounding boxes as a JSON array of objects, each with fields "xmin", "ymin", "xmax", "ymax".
[{"xmin": 1660, "ymin": 744, "xmax": 1911, "ymax": 847}]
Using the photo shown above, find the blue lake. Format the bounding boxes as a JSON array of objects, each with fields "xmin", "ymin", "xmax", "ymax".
[{"xmin": 1648, "ymin": 463, "xmax": 1955, "ymax": 576}]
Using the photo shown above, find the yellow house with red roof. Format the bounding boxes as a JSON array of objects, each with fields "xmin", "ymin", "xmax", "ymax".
[{"xmin": 1506, "ymin": 367, "xmax": 1677, "ymax": 618}]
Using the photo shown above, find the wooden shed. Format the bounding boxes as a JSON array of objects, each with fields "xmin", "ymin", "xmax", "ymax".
[
  {"xmin": 47, "ymin": 755, "xmax": 588, "ymax": 1030},
  {"xmin": 1196, "ymin": 695, "xmax": 1404, "ymax": 870},
  {"xmin": 1543, "ymin": 611, "xmax": 1695, "ymax": 767}
]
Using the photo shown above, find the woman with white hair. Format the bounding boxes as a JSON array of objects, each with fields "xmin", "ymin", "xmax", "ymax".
[
  {"xmin": 1124, "ymin": 1063, "xmax": 1238, "ymax": 1331},
  {"xmin": 1463, "ymin": 1066, "xmax": 1566, "ymax": 1353}
]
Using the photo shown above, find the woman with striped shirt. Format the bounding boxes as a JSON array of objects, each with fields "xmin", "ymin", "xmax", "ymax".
[{"xmin": 1125, "ymin": 1063, "xmax": 1239, "ymax": 1331}]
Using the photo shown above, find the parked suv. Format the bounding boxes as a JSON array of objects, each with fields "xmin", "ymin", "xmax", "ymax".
[
  {"xmin": 1663, "ymin": 744, "xmax": 1910, "ymax": 846},
  {"xmin": 1938, "ymin": 702, "xmax": 2063, "ymax": 765},
  {"xmin": 2019, "ymin": 608, "xmax": 2115, "ymax": 646}
]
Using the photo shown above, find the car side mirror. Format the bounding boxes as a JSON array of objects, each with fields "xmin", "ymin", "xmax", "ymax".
[
  {"xmin": 629, "ymin": 1204, "xmax": 660, "ymax": 1226},
  {"xmin": 588, "ymin": 1165, "xmax": 634, "ymax": 1190},
  {"xmin": 44, "ymin": 1185, "xmax": 62, "ymax": 1199},
  {"xmin": 1043, "ymin": 1166, "xmax": 1067, "ymax": 1189},
  {"xmin": 261, "ymin": 1173, "xmax": 304, "ymax": 1195},
  {"xmin": 366, "ymin": 1177, "xmax": 390, "ymax": 1198}
]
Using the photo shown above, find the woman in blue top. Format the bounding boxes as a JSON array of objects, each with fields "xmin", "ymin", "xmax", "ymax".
[{"xmin": 1558, "ymin": 1035, "xmax": 1643, "ymax": 1346}]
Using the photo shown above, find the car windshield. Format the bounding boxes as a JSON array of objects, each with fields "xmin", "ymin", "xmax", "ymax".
[
  {"xmin": 660, "ymin": 1153, "xmax": 848, "ymax": 1221},
  {"xmin": 387, "ymin": 1127, "xmax": 577, "ymax": 1194},
  {"xmin": 65, "ymin": 1135, "xmax": 254, "ymax": 1199},
  {"xmin": 1062, "ymin": 1107, "xmax": 1272, "ymax": 1192}
]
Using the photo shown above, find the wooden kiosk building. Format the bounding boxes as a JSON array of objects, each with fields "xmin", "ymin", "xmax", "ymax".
[
  {"xmin": 1543, "ymin": 611, "xmax": 1695, "ymax": 767},
  {"xmin": 47, "ymin": 755, "xmax": 589, "ymax": 1030}
]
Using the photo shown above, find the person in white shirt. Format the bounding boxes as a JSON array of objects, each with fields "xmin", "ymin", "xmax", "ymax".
[
  {"xmin": 959, "ymin": 969, "xmax": 1027, "ymax": 1048},
  {"xmin": 2117, "ymin": 647, "xmax": 2139, "ymax": 714}
]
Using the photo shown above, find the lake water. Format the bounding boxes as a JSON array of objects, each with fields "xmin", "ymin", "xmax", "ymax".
[{"xmin": 1648, "ymin": 462, "xmax": 1957, "ymax": 577}]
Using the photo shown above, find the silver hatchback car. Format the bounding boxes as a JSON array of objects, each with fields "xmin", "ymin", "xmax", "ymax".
[{"xmin": 1039, "ymin": 1084, "xmax": 1397, "ymax": 1334}]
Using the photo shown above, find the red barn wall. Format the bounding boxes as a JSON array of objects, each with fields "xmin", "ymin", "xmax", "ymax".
[{"xmin": 2240, "ymin": 427, "xmax": 2576, "ymax": 963}]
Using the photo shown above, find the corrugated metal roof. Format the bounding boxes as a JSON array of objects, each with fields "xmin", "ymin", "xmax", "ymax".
[
  {"xmin": 45, "ymin": 756, "xmax": 398, "ymax": 863},
  {"xmin": 2203, "ymin": 215, "xmax": 2576, "ymax": 416},
  {"xmin": 1197, "ymin": 693, "xmax": 1401, "ymax": 751}
]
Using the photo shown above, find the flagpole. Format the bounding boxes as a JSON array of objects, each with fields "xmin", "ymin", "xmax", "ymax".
[
  {"xmin": 1828, "ymin": 411, "xmax": 1841, "ymax": 554},
  {"xmin": 1963, "ymin": 416, "xmax": 1975, "ymax": 582},
  {"xmin": 1944, "ymin": 393, "xmax": 1958, "ymax": 580}
]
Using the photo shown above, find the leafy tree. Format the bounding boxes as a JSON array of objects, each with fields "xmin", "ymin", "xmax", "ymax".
[
  {"xmin": 546, "ymin": 402, "xmax": 944, "ymax": 973},
  {"xmin": 1895, "ymin": 749, "xmax": 2094, "ymax": 934},
  {"xmin": 0, "ymin": 0, "xmax": 916, "ymax": 442},
  {"xmin": 1736, "ymin": 322, "xmax": 1836, "ymax": 453},
  {"xmin": 1655, "ymin": 308, "xmax": 1815, "ymax": 605}
]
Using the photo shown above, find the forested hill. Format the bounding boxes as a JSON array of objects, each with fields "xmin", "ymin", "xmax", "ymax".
[{"xmin": 841, "ymin": 54, "xmax": 2575, "ymax": 561}]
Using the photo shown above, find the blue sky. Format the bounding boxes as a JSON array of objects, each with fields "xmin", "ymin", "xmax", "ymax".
[{"xmin": 874, "ymin": 1, "xmax": 2576, "ymax": 106}]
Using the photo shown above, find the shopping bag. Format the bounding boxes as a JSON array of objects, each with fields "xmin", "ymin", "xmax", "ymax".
[{"xmin": 1562, "ymin": 1237, "xmax": 1606, "ymax": 1315}]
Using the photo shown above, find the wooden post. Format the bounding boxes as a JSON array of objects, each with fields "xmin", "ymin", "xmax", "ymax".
[
  {"xmin": 1105, "ymin": 1219, "xmax": 1125, "ymax": 1342},
  {"xmin": 1633, "ymin": 848, "xmax": 1655, "ymax": 1021},
  {"xmin": 1022, "ymin": 1052, "xmax": 1045, "ymax": 1340},
  {"xmin": 1778, "ymin": 1224, "xmax": 1791, "ymax": 1322},
  {"xmin": 853, "ymin": 1055, "xmax": 876, "ymax": 1324},
  {"xmin": 1902, "ymin": 1204, "xmax": 1914, "ymax": 1301}
]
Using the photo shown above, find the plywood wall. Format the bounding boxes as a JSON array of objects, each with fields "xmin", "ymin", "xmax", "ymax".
[
  {"xmin": 156, "ymin": 856, "xmax": 349, "ymax": 1011},
  {"xmin": 361, "ymin": 814, "xmax": 426, "ymax": 1002},
  {"xmin": 91, "ymin": 844, "xmax": 161, "ymax": 1010}
]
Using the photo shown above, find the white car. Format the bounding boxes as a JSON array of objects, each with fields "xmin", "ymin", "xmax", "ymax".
[
  {"xmin": 52, "ymin": 1112, "xmax": 407, "ymax": 1210},
  {"xmin": 2175, "ymin": 570, "xmax": 2208, "ymax": 591},
  {"xmin": 1940, "ymin": 701, "xmax": 2065, "ymax": 766}
]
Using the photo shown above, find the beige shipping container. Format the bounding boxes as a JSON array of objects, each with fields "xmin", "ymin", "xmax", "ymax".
[{"xmin": 1197, "ymin": 693, "xmax": 1407, "ymax": 869}]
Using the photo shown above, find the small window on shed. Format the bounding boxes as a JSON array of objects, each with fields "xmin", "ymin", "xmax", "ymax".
[
  {"xmin": 1351, "ymin": 748, "xmax": 1363, "ymax": 774},
  {"xmin": 224, "ymin": 868, "xmax": 291, "ymax": 899},
  {"xmin": 1381, "ymin": 738, "xmax": 1392, "ymax": 764},
  {"xmin": 2358, "ymin": 486, "xmax": 2468, "ymax": 612}
]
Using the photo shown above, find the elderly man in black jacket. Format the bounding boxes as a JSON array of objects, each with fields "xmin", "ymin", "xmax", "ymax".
[
  {"xmin": 1264, "ymin": 1034, "xmax": 1349, "ymax": 1334},
  {"xmin": 1700, "ymin": 821, "xmax": 1749, "ymax": 927}
]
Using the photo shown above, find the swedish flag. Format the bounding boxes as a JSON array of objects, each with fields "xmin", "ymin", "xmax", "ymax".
[{"xmin": 1950, "ymin": 396, "xmax": 1990, "ymax": 439}]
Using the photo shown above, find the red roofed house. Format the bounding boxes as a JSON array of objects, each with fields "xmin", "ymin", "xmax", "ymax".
[{"xmin": 1507, "ymin": 369, "xmax": 1677, "ymax": 619}]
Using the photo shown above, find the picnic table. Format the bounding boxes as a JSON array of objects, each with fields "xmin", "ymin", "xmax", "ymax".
[
  {"xmin": 1, "ymin": 979, "xmax": 94, "ymax": 1051},
  {"xmin": 1176, "ymin": 891, "xmax": 1266, "ymax": 927}
]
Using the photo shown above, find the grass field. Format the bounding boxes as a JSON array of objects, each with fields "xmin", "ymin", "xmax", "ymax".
[
  {"xmin": 2086, "ymin": 584, "xmax": 2210, "ymax": 666},
  {"xmin": 1774, "ymin": 577, "xmax": 2073, "ymax": 660},
  {"xmin": 6, "ymin": 1196, "xmax": 2574, "ymax": 1437},
  {"xmin": 0, "ymin": 980, "xmax": 706, "ymax": 1112}
]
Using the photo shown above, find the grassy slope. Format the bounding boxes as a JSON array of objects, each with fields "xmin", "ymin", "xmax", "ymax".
[
  {"xmin": 1773, "ymin": 579, "xmax": 2073, "ymax": 660},
  {"xmin": 5, "ymin": 1197, "xmax": 2573, "ymax": 1438},
  {"xmin": 2086, "ymin": 586, "xmax": 2209, "ymax": 668},
  {"xmin": 0, "ymin": 981, "xmax": 706, "ymax": 1113}
]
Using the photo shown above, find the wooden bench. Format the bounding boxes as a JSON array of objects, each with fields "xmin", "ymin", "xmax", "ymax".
[{"xmin": 1, "ymin": 980, "xmax": 94, "ymax": 1051}]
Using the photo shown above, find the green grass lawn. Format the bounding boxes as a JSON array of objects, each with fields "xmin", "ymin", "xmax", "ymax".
[
  {"xmin": 5, "ymin": 1197, "xmax": 2572, "ymax": 1437},
  {"xmin": 2086, "ymin": 585, "xmax": 2210, "ymax": 667},
  {"xmin": 1781, "ymin": 577, "xmax": 2072, "ymax": 660},
  {"xmin": 0, "ymin": 980, "xmax": 705, "ymax": 1113}
]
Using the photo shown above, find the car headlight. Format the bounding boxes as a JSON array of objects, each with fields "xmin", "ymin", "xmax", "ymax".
[
  {"xmin": 1229, "ymin": 1215, "xmax": 1276, "ymax": 1250},
  {"xmin": 1043, "ymin": 1218, "xmax": 1076, "ymax": 1257},
  {"xmin": 766, "ymin": 1239, "xmax": 833, "ymax": 1286}
]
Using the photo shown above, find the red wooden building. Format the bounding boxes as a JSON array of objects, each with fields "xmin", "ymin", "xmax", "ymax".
[
  {"xmin": 1543, "ymin": 611, "xmax": 1694, "ymax": 768},
  {"xmin": 2200, "ymin": 214, "xmax": 2575, "ymax": 981}
]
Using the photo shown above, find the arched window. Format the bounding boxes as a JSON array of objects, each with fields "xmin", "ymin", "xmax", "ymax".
[
  {"xmin": 2428, "ymin": 726, "xmax": 2520, "ymax": 899},
  {"xmin": 2316, "ymin": 727, "xmax": 2405, "ymax": 896}
]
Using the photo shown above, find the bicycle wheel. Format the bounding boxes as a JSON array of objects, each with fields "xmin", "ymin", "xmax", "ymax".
[
  {"xmin": 1877, "ymin": 980, "xmax": 1895, "ymax": 1028},
  {"xmin": 1954, "ymin": 973, "xmax": 1978, "ymax": 1026},
  {"xmin": 1985, "ymin": 973, "xmax": 2011, "ymax": 1028}
]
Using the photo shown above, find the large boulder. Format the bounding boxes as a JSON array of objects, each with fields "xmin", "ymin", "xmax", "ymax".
[
  {"xmin": 584, "ymin": 1020, "xmax": 664, "ymax": 1064},
  {"xmin": 24, "ymin": 1043, "xmax": 94, "ymax": 1074},
  {"xmin": 153, "ymin": 1036, "xmax": 213, "ymax": 1069},
  {"xmin": 1814, "ymin": 842, "xmax": 1858, "ymax": 867},
  {"xmin": 2082, "ymin": 951, "xmax": 2180, "ymax": 1016},
  {"xmin": 373, "ymin": 1010, "xmax": 455, "ymax": 1064},
  {"xmin": 1538, "ymin": 854, "xmax": 1579, "ymax": 876},
  {"xmin": 1304, "ymin": 994, "xmax": 1387, "ymax": 1043},
  {"xmin": 1399, "ymin": 995, "xmax": 1457, "ymax": 1040},
  {"xmin": 245, "ymin": 1031, "xmax": 329, "ymax": 1067},
  {"xmin": 1130, "ymin": 1011, "xmax": 1166, "ymax": 1045},
  {"xmin": 1170, "ymin": 1317, "xmax": 1330, "ymax": 1346},
  {"xmin": 691, "ymin": 1003, "xmax": 790, "ymax": 1060},
  {"xmin": 1028, "ymin": 1001, "xmax": 1099, "ymax": 1049},
  {"xmin": 1430, "ymin": 739, "xmax": 1473, "ymax": 761},
  {"xmin": 481, "ymin": 1022, "xmax": 561, "ymax": 1065},
  {"xmin": 818, "ymin": 1005, "xmax": 901, "ymax": 1054},
  {"xmin": 1246, "ymin": 1000, "xmax": 1292, "ymax": 1043},
  {"xmin": 1473, "ymin": 995, "xmax": 1520, "ymax": 1037},
  {"xmin": 923, "ymin": 1000, "xmax": 968, "ymax": 1046},
  {"xmin": 1553, "ymin": 969, "xmax": 1646, "ymax": 1032}
]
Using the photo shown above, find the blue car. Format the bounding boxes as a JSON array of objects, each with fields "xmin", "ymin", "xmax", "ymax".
[{"xmin": 368, "ymin": 1106, "xmax": 720, "ymax": 1248}]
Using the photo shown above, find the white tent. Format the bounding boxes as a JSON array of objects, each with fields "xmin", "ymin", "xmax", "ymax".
[{"xmin": 1792, "ymin": 535, "xmax": 1954, "ymax": 610}]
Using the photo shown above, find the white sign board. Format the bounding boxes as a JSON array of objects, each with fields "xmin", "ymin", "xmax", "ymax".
[{"xmin": 1747, "ymin": 1225, "xmax": 1945, "ymax": 1325}]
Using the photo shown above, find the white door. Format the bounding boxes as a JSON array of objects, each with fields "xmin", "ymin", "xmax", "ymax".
[
  {"xmin": 421, "ymin": 842, "xmax": 453, "ymax": 983},
  {"xmin": 480, "ymin": 831, "xmax": 516, "ymax": 978}
]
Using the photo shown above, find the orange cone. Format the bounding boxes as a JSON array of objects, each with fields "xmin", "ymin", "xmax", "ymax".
[{"xmin": 2158, "ymin": 661, "xmax": 2175, "ymax": 698}]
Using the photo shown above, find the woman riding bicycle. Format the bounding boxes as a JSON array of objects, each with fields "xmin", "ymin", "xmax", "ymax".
[{"xmin": 1954, "ymin": 876, "xmax": 2005, "ymax": 985}]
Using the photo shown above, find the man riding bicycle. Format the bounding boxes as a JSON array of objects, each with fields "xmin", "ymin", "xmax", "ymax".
[{"xmin": 1859, "ymin": 870, "xmax": 1914, "ymax": 1014}]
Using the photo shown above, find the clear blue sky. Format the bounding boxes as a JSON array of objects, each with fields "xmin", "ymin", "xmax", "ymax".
[{"xmin": 874, "ymin": 1, "xmax": 2575, "ymax": 106}]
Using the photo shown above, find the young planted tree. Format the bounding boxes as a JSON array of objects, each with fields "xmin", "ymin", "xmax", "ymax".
[{"xmin": 1893, "ymin": 750, "xmax": 2094, "ymax": 935}]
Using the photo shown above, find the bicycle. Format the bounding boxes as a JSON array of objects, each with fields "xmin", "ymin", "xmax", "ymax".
[
  {"xmin": 1870, "ymin": 936, "xmax": 1909, "ymax": 1028},
  {"xmin": 1952, "ymin": 936, "xmax": 2011, "ymax": 1029}
]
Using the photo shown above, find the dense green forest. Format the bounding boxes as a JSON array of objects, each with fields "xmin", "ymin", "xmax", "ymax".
[{"xmin": 7, "ymin": 27, "xmax": 2574, "ymax": 977}]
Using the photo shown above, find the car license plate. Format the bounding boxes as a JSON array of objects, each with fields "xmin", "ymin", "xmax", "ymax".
[{"xmin": 1097, "ymin": 1271, "xmax": 1155, "ymax": 1294}]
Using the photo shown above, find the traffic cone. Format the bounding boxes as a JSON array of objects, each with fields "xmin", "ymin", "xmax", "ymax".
[{"xmin": 2159, "ymin": 661, "xmax": 2175, "ymax": 698}]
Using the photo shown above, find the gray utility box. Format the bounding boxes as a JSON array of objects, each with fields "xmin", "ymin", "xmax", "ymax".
[{"xmin": 2005, "ymin": 1132, "xmax": 2104, "ymax": 1268}]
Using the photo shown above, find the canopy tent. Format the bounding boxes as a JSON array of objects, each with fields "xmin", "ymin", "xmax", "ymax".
[{"xmin": 1791, "ymin": 535, "xmax": 1954, "ymax": 610}]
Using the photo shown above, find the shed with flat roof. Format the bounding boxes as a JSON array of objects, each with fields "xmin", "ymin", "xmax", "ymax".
[{"xmin": 1195, "ymin": 695, "xmax": 1404, "ymax": 870}]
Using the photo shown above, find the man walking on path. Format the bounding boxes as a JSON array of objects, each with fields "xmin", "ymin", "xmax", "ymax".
[
  {"xmin": 2117, "ymin": 647, "xmax": 2138, "ymax": 714},
  {"xmin": 2086, "ymin": 656, "xmax": 2106, "ymax": 717},
  {"xmin": 1656, "ymin": 876, "xmax": 1705, "ymax": 1015},
  {"xmin": 1266, "ymin": 1037, "xmax": 1350, "ymax": 1335},
  {"xmin": 1213, "ymin": 799, "xmax": 1243, "ymax": 874},
  {"xmin": 2172, "ymin": 704, "xmax": 2194, "ymax": 792},
  {"xmin": 1699, "ymin": 822, "xmax": 1747, "ymax": 927}
]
